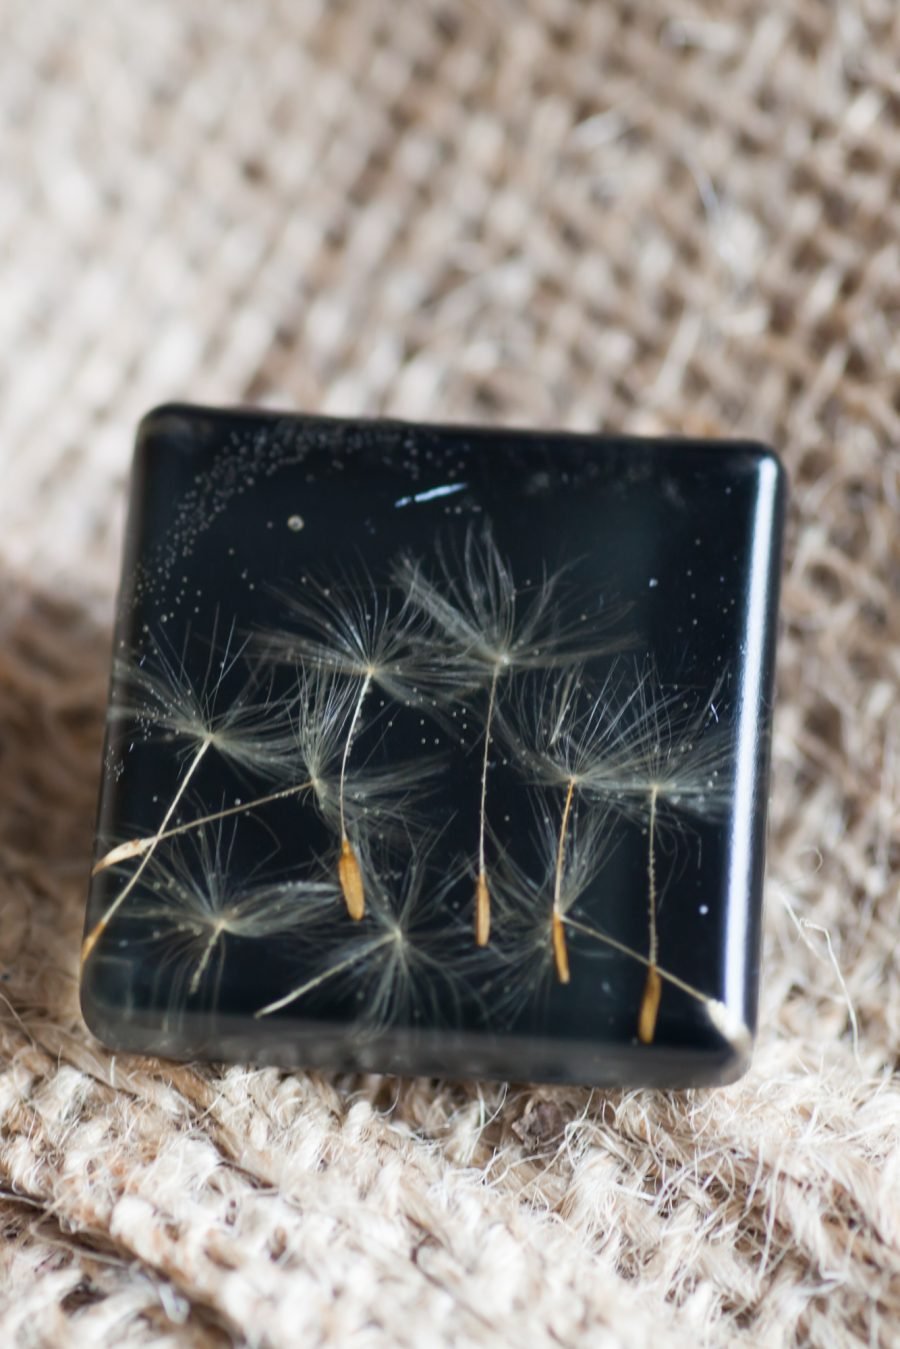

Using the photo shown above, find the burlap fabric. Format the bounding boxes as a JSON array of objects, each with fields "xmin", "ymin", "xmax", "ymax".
[{"xmin": 0, "ymin": 3, "xmax": 897, "ymax": 1345}]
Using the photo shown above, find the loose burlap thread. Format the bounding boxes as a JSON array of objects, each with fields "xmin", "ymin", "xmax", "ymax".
[{"xmin": 0, "ymin": 3, "xmax": 898, "ymax": 1346}]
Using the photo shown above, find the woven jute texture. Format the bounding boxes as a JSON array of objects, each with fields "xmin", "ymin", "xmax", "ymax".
[{"xmin": 1, "ymin": 3, "xmax": 898, "ymax": 1346}]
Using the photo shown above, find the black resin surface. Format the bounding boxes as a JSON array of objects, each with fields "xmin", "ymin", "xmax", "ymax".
[{"xmin": 81, "ymin": 405, "xmax": 785, "ymax": 1086}]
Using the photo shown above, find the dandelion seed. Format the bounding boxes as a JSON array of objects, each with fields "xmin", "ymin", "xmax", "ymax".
[
  {"xmin": 336, "ymin": 668, "xmax": 372, "ymax": 919},
  {"xmin": 397, "ymin": 524, "xmax": 627, "ymax": 946},
  {"xmin": 634, "ymin": 783, "xmax": 665, "ymax": 1042},
  {"xmin": 637, "ymin": 966, "xmax": 662, "ymax": 1045},
  {"xmin": 551, "ymin": 907, "xmax": 570, "ymax": 984},
  {"xmin": 500, "ymin": 667, "xmax": 601, "ymax": 984},
  {"xmin": 257, "ymin": 841, "xmax": 472, "ymax": 1032},
  {"xmin": 475, "ymin": 870, "xmax": 491, "ymax": 947},
  {"xmin": 100, "ymin": 822, "xmax": 340, "ymax": 1024},
  {"xmin": 613, "ymin": 706, "xmax": 729, "ymax": 1045},
  {"xmin": 507, "ymin": 661, "xmax": 733, "ymax": 1040},
  {"xmin": 474, "ymin": 665, "xmax": 500, "ymax": 945},
  {"xmin": 488, "ymin": 801, "xmax": 617, "ymax": 1023},
  {"xmin": 263, "ymin": 571, "xmax": 455, "ymax": 918},
  {"xmin": 552, "ymin": 778, "xmax": 577, "ymax": 982},
  {"xmin": 338, "ymin": 836, "xmax": 365, "ymax": 921},
  {"xmin": 83, "ymin": 620, "xmax": 299, "ymax": 964}
]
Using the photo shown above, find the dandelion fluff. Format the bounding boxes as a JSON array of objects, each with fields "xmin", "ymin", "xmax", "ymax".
[
  {"xmin": 263, "ymin": 570, "xmax": 458, "ymax": 919},
  {"xmin": 104, "ymin": 822, "xmax": 340, "ymax": 1024},
  {"xmin": 257, "ymin": 840, "xmax": 473, "ymax": 1033},
  {"xmin": 397, "ymin": 524, "xmax": 628, "ymax": 947},
  {"xmin": 505, "ymin": 661, "xmax": 734, "ymax": 1042}
]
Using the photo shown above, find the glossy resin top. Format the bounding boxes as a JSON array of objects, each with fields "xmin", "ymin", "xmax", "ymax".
[{"xmin": 81, "ymin": 406, "xmax": 785, "ymax": 1086}]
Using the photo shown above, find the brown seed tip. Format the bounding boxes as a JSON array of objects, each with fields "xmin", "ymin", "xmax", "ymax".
[
  {"xmin": 475, "ymin": 872, "xmax": 491, "ymax": 946},
  {"xmin": 81, "ymin": 922, "xmax": 104, "ymax": 965},
  {"xmin": 92, "ymin": 837, "xmax": 147, "ymax": 875},
  {"xmin": 637, "ymin": 966, "xmax": 662, "ymax": 1044},
  {"xmin": 551, "ymin": 912, "xmax": 571, "ymax": 983},
  {"xmin": 338, "ymin": 837, "xmax": 365, "ymax": 920}
]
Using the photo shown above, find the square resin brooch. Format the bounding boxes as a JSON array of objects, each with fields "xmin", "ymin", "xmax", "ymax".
[{"xmin": 81, "ymin": 406, "xmax": 785, "ymax": 1087}]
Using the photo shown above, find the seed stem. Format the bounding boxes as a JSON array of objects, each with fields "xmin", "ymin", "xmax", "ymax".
[
  {"xmin": 91, "ymin": 778, "xmax": 315, "ymax": 875},
  {"xmin": 256, "ymin": 933, "xmax": 392, "ymax": 1016},
  {"xmin": 189, "ymin": 921, "xmax": 225, "ymax": 996},
  {"xmin": 474, "ymin": 666, "xmax": 500, "ymax": 946},
  {"xmin": 564, "ymin": 915, "xmax": 703, "ymax": 1003},
  {"xmin": 339, "ymin": 672, "xmax": 372, "ymax": 842},
  {"xmin": 82, "ymin": 738, "xmax": 211, "ymax": 964}
]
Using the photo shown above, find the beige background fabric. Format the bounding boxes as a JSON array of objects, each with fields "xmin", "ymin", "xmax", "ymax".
[{"xmin": 0, "ymin": 2, "xmax": 898, "ymax": 1345}]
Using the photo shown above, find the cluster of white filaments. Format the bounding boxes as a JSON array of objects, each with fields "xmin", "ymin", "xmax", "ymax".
[
  {"xmin": 120, "ymin": 821, "xmax": 340, "ymax": 1024},
  {"xmin": 85, "ymin": 526, "xmax": 736, "ymax": 1045}
]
